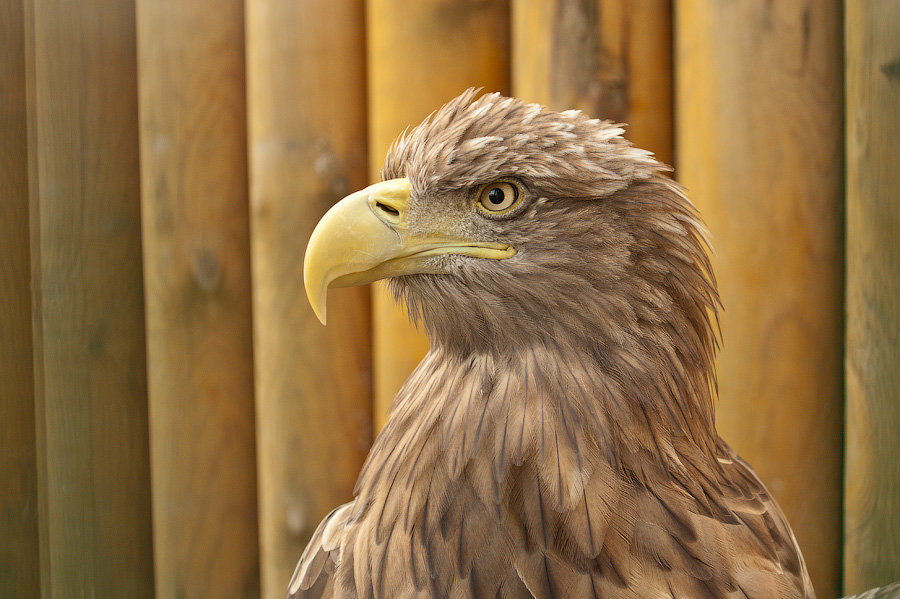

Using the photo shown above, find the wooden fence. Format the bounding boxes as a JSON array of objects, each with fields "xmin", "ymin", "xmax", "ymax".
[{"xmin": 2, "ymin": 1, "xmax": 897, "ymax": 598}]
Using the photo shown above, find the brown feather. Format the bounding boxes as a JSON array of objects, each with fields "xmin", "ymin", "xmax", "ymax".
[{"xmin": 287, "ymin": 91, "xmax": 814, "ymax": 598}]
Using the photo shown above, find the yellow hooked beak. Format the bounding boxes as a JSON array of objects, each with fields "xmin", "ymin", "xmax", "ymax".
[{"xmin": 303, "ymin": 178, "xmax": 516, "ymax": 324}]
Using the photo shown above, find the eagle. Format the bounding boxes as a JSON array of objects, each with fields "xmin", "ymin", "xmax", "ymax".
[{"xmin": 290, "ymin": 89, "xmax": 885, "ymax": 599}]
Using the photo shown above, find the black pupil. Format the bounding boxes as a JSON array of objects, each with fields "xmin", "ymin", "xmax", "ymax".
[{"xmin": 488, "ymin": 187, "xmax": 506, "ymax": 205}]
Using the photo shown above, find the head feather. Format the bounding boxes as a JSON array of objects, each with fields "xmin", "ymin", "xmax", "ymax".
[{"xmin": 383, "ymin": 88, "xmax": 661, "ymax": 199}]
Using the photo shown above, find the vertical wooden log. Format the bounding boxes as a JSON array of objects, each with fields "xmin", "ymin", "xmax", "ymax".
[
  {"xmin": 844, "ymin": 0, "xmax": 900, "ymax": 592},
  {"xmin": 367, "ymin": 0, "xmax": 511, "ymax": 431},
  {"xmin": 0, "ymin": 0, "xmax": 38, "ymax": 596},
  {"xmin": 512, "ymin": 0, "xmax": 673, "ymax": 166},
  {"xmin": 23, "ymin": 0, "xmax": 154, "ymax": 596},
  {"xmin": 676, "ymin": 2, "xmax": 843, "ymax": 596},
  {"xmin": 245, "ymin": 1, "xmax": 371, "ymax": 596},
  {"xmin": 136, "ymin": 1, "xmax": 259, "ymax": 597}
]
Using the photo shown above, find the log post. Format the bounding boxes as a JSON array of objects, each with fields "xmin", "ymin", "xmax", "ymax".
[
  {"xmin": 844, "ymin": 0, "xmax": 900, "ymax": 592},
  {"xmin": 24, "ymin": 0, "xmax": 154, "ymax": 595},
  {"xmin": 245, "ymin": 0, "xmax": 372, "ymax": 595},
  {"xmin": 136, "ymin": 0, "xmax": 259, "ymax": 595},
  {"xmin": 0, "ymin": 0, "xmax": 38, "ymax": 595},
  {"xmin": 676, "ymin": 3, "xmax": 843, "ymax": 596}
]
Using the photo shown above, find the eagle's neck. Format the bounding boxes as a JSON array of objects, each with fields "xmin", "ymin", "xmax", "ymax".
[{"xmin": 355, "ymin": 338, "xmax": 723, "ymax": 509}]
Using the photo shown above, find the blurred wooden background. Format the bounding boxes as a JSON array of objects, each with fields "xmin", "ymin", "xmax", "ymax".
[{"xmin": 2, "ymin": 0, "xmax": 897, "ymax": 598}]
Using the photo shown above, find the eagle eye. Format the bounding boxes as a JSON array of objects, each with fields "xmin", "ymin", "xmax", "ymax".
[{"xmin": 477, "ymin": 181, "xmax": 522, "ymax": 215}]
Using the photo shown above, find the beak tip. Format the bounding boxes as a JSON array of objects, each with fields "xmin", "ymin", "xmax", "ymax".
[
  {"xmin": 305, "ymin": 284, "xmax": 328, "ymax": 326},
  {"xmin": 303, "ymin": 273, "xmax": 328, "ymax": 326}
]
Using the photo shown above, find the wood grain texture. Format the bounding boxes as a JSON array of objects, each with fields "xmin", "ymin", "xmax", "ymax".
[
  {"xmin": 24, "ymin": 0, "xmax": 154, "ymax": 596},
  {"xmin": 0, "ymin": 0, "xmax": 38, "ymax": 595},
  {"xmin": 676, "ymin": 3, "xmax": 843, "ymax": 597},
  {"xmin": 244, "ymin": 0, "xmax": 372, "ymax": 596},
  {"xmin": 844, "ymin": 0, "xmax": 900, "ymax": 592},
  {"xmin": 367, "ymin": 0, "xmax": 511, "ymax": 431},
  {"xmin": 512, "ymin": 0, "xmax": 673, "ymax": 166},
  {"xmin": 136, "ymin": 1, "xmax": 260, "ymax": 596}
]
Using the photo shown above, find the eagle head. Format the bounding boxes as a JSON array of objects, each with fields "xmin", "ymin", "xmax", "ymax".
[{"xmin": 305, "ymin": 89, "xmax": 717, "ymax": 386}]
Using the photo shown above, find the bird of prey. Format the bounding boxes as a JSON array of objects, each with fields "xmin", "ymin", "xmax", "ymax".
[{"xmin": 292, "ymin": 89, "xmax": 815, "ymax": 598}]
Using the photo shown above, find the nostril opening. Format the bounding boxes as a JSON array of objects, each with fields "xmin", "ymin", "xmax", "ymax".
[{"xmin": 376, "ymin": 201, "xmax": 400, "ymax": 218}]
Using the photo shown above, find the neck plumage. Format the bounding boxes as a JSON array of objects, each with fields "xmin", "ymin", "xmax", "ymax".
[{"xmin": 355, "ymin": 334, "xmax": 723, "ymax": 511}]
